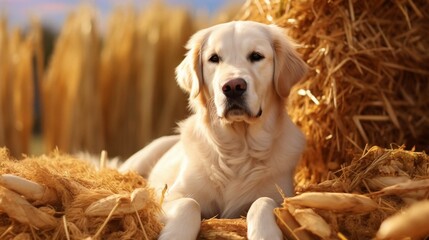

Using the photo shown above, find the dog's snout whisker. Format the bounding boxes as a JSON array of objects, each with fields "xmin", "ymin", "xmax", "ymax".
[{"xmin": 222, "ymin": 78, "xmax": 247, "ymax": 98}]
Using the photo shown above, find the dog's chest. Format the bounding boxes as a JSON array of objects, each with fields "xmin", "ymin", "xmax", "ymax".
[
  {"xmin": 200, "ymin": 152, "xmax": 275, "ymax": 212},
  {"xmin": 207, "ymin": 147, "xmax": 271, "ymax": 185},
  {"xmin": 200, "ymin": 162, "xmax": 278, "ymax": 218}
]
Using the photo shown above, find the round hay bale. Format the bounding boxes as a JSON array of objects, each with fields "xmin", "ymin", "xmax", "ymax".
[{"xmin": 239, "ymin": 0, "xmax": 429, "ymax": 185}]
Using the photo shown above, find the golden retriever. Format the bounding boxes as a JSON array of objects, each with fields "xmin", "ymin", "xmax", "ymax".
[{"xmin": 120, "ymin": 21, "xmax": 307, "ymax": 240}]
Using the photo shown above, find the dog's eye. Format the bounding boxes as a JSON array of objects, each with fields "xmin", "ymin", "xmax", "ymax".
[
  {"xmin": 208, "ymin": 54, "xmax": 220, "ymax": 63},
  {"xmin": 248, "ymin": 52, "xmax": 265, "ymax": 62}
]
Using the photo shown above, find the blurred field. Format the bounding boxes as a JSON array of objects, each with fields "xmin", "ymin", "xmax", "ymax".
[{"xmin": 0, "ymin": 3, "xmax": 237, "ymax": 158}]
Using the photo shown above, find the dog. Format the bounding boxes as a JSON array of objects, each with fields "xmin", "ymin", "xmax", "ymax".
[{"xmin": 119, "ymin": 20, "xmax": 307, "ymax": 240}]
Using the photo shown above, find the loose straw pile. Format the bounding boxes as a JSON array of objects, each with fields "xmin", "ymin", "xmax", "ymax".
[
  {"xmin": 198, "ymin": 218, "xmax": 247, "ymax": 240},
  {"xmin": 0, "ymin": 148, "xmax": 162, "ymax": 239},
  {"xmin": 0, "ymin": 148, "xmax": 253, "ymax": 240},
  {"xmin": 274, "ymin": 146, "xmax": 429, "ymax": 239},
  {"xmin": 239, "ymin": 0, "xmax": 429, "ymax": 185}
]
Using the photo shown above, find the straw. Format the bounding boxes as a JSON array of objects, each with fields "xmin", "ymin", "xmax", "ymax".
[
  {"xmin": 0, "ymin": 148, "xmax": 162, "ymax": 239},
  {"xmin": 0, "ymin": 16, "xmax": 38, "ymax": 157}
]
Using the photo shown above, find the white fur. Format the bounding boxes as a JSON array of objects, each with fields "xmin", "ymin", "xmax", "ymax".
[{"xmin": 120, "ymin": 21, "xmax": 307, "ymax": 239}]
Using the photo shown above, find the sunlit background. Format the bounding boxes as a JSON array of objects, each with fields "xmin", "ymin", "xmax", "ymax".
[
  {"xmin": 0, "ymin": 0, "xmax": 428, "ymax": 175},
  {"xmin": 2, "ymin": 0, "xmax": 244, "ymax": 29},
  {"xmin": 0, "ymin": 0, "xmax": 244, "ymax": 158}
]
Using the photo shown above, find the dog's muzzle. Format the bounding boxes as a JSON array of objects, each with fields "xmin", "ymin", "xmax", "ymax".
[{"xmin": 221, "ymin": 78, "xmax": 262, "ymax": 120}]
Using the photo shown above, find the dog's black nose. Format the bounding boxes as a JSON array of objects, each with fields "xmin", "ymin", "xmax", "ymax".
[{"xmin": 222, "ymin": 78, "xmax": 247, "ymax": 98}]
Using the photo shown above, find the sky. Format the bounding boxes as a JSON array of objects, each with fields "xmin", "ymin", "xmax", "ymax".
[{"xmin": 0, "ymin": 0, "xmax": 245, "ymax": 30}]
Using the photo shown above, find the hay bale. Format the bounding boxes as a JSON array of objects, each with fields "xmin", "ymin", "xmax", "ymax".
[
  {"xmin": 239, "ymin": 0, "xmax": 429, "ymax": 185},
  {"xmin": 0, "ymin": 16, "xmax": 38, "ymax": 157},
  {"xmin": 99, "ymin": 3, "xmax": 192, "ymax": 158},
  {"xmin": 0, "ymin": 16, "xmax": 8, "ymax": 147},
  {"xmin": 42, "ymin": 4, "xmax": 104, "ymax": 155},
  {"xmin": 0, "ymin": 148, "xmax": 162, "ymax": 239},
  {"xmin": 135, "ymin": 3, "xmax": 191, "ymax": 149},
  {"xmin": 99, "ymin": 7, "xmax": 141, "ymax": 158},
  {"xmin": 43, "ymin": 3, "xmax": 193, "ymax": 158}
]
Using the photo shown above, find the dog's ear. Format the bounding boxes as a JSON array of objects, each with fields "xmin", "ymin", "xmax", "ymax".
[
  {"xmin": 176, "ymin": 28, "xmax": 209, "ymax": 98},
  {"xmin": 269, "ymin": 25, "xmax": 308, "ymax": 98}
]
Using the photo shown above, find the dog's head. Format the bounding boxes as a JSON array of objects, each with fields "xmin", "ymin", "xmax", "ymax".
[{"xmin": 176, "ymin": 21, "xmax": 307, "ymax": 124}]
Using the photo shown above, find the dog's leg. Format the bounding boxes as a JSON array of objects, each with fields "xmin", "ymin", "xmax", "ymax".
[
  {"xmin": 158, "ymin": 198, "xmax": 201, "ymax": 240},
  {"xmin": 247, "ymin": 197, "xmax": 283, "ymax": 240},
  {"xmin": 119, "ymin": 135, "xmax": 180, "ymax": 177}
]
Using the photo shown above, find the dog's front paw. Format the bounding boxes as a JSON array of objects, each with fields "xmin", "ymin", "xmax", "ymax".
[
  {"xmin": 158, "ymin": 226, "xmax": 199, "ymax": 240},
  {"xmin": 247, "ymin": 197, "xmax": 283, "ymax": 240},
  {"xmin": 247, "ymin": 222, "xmax": 283, "ymax": 240},
  {"xmin": 159, "ymin": 198, "xmax": 201, "ymax": 240}
]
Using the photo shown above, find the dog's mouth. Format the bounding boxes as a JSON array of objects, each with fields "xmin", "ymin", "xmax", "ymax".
[{"xmin": 222, "ymin": 100, "xmax": 262, "ymax": 122}]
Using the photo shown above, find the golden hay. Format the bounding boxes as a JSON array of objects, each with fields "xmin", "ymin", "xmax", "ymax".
[
  {"xmin": 42, "ymin": 3, "xmax": 196, "ymax": 158},
  {"xmin": 288, "ymin": 146, "xmax": 429, "ymax": 239},
  {"xmin": 0, "ymin": 148, "xmax": 162, "ymax": 239},
  {"xmin": 0, "ymin": 17, "xmax": 7, "ymax": 147},
  {"xmin": 198, "ymin": 218, "xmax": 247, "ymax": 240},
  {"xmin": 0, "ymin": 148, "xmax": 249, "ymax": 240},
  {"xmin": 0, "ymin": 16, "xmax": 41, "ymax": 157},
  {"xmin": 99, "ymin": 3, "xmax": 193, "ymax": 158},
  {"xmin": 42, "ymin": 5, "xmax": 104, "ymax": 155},
  {"xmin": 239, "ymin": 0, "xmax": 429, "ymax": 185}
]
